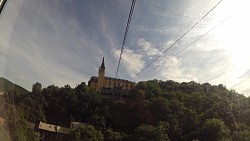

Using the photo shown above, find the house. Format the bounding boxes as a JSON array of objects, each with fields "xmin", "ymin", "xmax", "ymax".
[
  {"xmin": 38, "ymin": 121, "xmax": 70, "ymax": 141},
  {"xmin": 88, "ymin": 57, "xmax": 134, "ymax": 95}
]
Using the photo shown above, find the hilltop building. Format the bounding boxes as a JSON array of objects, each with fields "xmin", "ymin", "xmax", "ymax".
[{"xmin": 88, "ymin": 57, "xmax": 134, "ymax": 94}]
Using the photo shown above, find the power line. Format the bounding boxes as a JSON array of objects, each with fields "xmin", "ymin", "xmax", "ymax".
[
  {"xmin": 0, "ymin": 0, "xmax": 7, "ymax": 14},
  {"xmin": 199, "ymin": 61, "xmax": 230, "ymax": 83},
  {"xmin": 135, "ymin": 0, "xmax": 223, "ymax": 77},
  {"xmin": 115, "ymin": 0, "xmax": 137, "ymax": 78},
  {"xmin": 137, "ymin": 13, "xmax": 232, "ymax": 78}
]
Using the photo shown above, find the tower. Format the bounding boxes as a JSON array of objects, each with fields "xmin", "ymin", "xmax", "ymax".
[{"xmin": 97, "ymin": 57, "xmax": 105, "ymax": 91}]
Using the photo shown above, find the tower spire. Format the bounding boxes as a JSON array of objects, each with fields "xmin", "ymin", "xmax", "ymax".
[{"xmin": 101, "ymin": 57, "xmax": 105, "ymax": 69}]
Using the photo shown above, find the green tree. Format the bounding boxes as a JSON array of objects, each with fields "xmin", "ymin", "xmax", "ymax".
[
  {"xmin": 104, "ymin": 128, "xmax": 127, "ymax": 141},
  {"xmin": 72, "ymin": 82, "xmax": 109, "ymax": 129},
  {"xmin": 232, "ymin": 130, "xmax": 250, "ymax": 141},
  {"xmin": 20, "ymin": 83, "xmax": 47, "ymax": 123},
  {"xmin": 69, "ymin": 125, "xmax": 104, "ymax": 141},
  {"xmin": 133, "ymin": 123, "xmax": 170, "ymax": 141},
  {"xmin": 32, "ymin": 82, "xmax": 42, "ymax": 94},
  {"xmin": 42, "ymin": 85, "xmax": 72, "ymax": 126},
  {"xmin": 199, "ymin": 118, "xmax": 230, "ymax": 141}
]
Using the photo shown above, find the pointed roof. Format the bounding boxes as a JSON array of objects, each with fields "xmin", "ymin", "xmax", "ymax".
[{"xmin": 100, "ymin": 57, "xmax": 105, "ymax": 69}]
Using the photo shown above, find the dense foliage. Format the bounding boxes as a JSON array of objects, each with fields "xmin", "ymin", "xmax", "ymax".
[
  {"xmin": 4, "ymin": 79, "xmax": 250, "ymax": 140},
  {"xmin": 68, "ymin": 125, "xmax": 104, "ymax": 141}
]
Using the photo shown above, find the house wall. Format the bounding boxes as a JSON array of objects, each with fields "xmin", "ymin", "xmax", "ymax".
[
  {"xmin": 89, "ymin": 78, "xmax": 134, "ymax": 92},
  {"xmin": 103, "ymin": 79, "xmax": 134, "ymax": 90},
  {"xmin": 38, "ymin": 130, "xmax": 68, "ymax": 141}
]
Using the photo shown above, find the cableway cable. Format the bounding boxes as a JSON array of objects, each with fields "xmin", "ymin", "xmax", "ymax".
[
  {"xmin": 137, "ymin": 13, "xmax": 232, "ymax": 78},
  {"xmin": 116, "ymin": 0, "xmax": 137, "ymax": 78},
  {"xmin": 135, "ymin": 0, "xmax": 223, "ymax": 77}
]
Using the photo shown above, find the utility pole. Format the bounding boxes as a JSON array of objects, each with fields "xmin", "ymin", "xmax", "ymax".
[{"xmin": 0, "ymin": 0, "xmax": 7, "ymax": 14}]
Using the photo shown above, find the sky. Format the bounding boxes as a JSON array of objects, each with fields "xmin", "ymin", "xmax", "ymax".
[{"xmin": 0, "ymin": 0, "xmax": 250, "ymax": 96}]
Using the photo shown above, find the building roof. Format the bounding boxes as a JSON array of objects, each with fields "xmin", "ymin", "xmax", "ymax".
[
  {"xmin": 101, "ymin": 57, "xmax": 105, "ymax": 69},
  {"xmin": 38, "ymin": 121, "xmax": 70, "ymax": 134},
  {"xmin": 90, "ymin": 76, "xmax": 98, "ymax": 82},
  {"xmin": 91, "ymin": 76, "xmax": 98, "ymax": 79},
  {"xmin": 39, "ymin": 122, "xmax": 57, "ymax": 132}
]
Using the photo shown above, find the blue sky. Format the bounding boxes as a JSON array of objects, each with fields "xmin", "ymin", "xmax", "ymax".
[{"xmin": 1, "ymin": 0, "xmax": 250, "ymax": 96}]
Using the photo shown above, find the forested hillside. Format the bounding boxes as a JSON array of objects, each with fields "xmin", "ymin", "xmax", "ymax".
[
  {"xmin": 3, "ymin": 79, "xmax": 250, "ymax": 141},
  {"xmin": 0, "ymin": 77, "xmax": 29, "ymax": 95}
]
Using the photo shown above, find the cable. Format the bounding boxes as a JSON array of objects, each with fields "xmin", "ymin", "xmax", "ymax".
[
  {"xmin": 138, "ymin": 13, "xmax": 232, "ymax": 78},
  {"xmin": 115, "ymin": 0, "xmax": 137, "ymax": 78},
  {"xmin": 199, "ymin": 61, "xmax": 230, "ymax": 83},
  {"xmin": 0, "ymin": 0, "xmax": 7, "ymax": 14},
  {"xmin": 135, "ymin": 0, "xmax": 223, "ymax": 77}
]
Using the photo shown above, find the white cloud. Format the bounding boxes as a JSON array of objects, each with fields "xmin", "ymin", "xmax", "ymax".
[
  {"xmin": 160, "ymin": 57, "xmax": 182, "ymax": 78},
  {"xmin": 231, "ymin": 69, "xmax": 250, "ymax": 96},
  {"xmin": 137, "ymin": 38, "xmax": 160, "ymax": 56},
  {"xmin": 163, "ymin": 40, "xmax": 175, "ymax": 47},
  {"xmin": 113, "ymin": 48, "xmax": 145, "ymax": 78},
  {"xmin": 152, "ymin": 56, "xmax": 198, "ymax": 82}
]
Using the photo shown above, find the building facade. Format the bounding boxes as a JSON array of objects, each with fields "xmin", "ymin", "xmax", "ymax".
[{"xmin": 88, "ymin": 57, "xmax": 134, "ymax": 93}]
